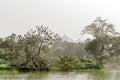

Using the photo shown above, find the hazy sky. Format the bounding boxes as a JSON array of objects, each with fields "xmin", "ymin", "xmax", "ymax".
[{"xmin": 0, "ymin": 0, "xmax": 120, "ymax": 41}]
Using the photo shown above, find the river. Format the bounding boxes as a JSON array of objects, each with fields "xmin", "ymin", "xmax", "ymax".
[{"xmin": 0, "ymin": 70, "xmax": 120, "ymax": 80}]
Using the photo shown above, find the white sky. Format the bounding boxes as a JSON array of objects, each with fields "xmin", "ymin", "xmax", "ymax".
[{"xmin": 0, "ymin": 0, "xmax": 120, "ymax": 41}]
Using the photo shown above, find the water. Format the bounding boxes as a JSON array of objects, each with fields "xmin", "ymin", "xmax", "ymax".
[{"xmin": 0, "ymin": 70, "xmax": 120, "ymax": 80}]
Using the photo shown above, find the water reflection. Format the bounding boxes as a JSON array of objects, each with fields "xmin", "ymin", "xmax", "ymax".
[{"xmin": 0, "ymin": 70, "xmax": 120, "ymax": 80}]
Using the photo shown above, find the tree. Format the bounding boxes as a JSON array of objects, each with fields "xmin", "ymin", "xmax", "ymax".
[
  {"xmin": 109, "ymin": 36, "xmax": 120, "ymax": 56},
  {"xmin": 0, "ymin": 26, "xmax": 59, "ymax": 70},
  {"xmin": 82, "ymin": 17, "xmax": 117, "ymax": 63},
  {"xmin": 16, "ymin": 25, "xmax": 60, "ymax": 70}
]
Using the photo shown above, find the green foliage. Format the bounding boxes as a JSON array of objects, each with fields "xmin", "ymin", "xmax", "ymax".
[
  {"xmin": 0, "ymin": 26, "xmax": 60, "ymax": 71},
  {"xmin": 42, "ymin": 45, "xmax": 50, "ymax": 53},
  {"xmin": 0, "ymin": 48, "xmax": 6, "ymax": 59},
  {"xmin": 0, "ymin": 48, "xmax": 9, "ymax": 69},
  {"xmin": 57, "ymin": 55, "xmax": 104, "ymax": 71},
  {"xmin": 58, "ymin": 55, "xmax": 80, "ymax": 71},
  {"xmin": 80, "ymin": 58, "xmax": 104, "ymax": 69},
  {"xmin": 109, "ymin": 37, "xmax": 120, "ymax": 56},
  {"xmin": 0, "ymin": 59, "xmax": 6, "ymax": 64},
  {"xmin": 82, "ymin": 17, "xmax": 118, "ymax": 64},
  {"xmin": 80, "ymin": 58, "xmax": 93, "ymax": 63},
  {"xmin": 0, "ymin": 64, "xmax": 11, "ymax": 69},
  {"xmin": 0, "ymin": 24, "xmax": 109, "ymax": 71},
  {"xmin": 85, "ymin": 39, "xmax": 98, "ymax": 55}
]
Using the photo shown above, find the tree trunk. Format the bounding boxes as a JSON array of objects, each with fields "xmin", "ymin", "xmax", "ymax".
[{"xmin": 38, "ymin": 42, "xmax": 43, "ymax": 55}]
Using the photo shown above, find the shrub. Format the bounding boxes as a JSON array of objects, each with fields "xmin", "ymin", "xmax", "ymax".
[
  {"xmin": 58, "ymin": 55, "xmax": 79, "ymax": 71},
  {"xmin": 80, "ymin": 58, "xmax": 104, "ymax": 69},
  {"xmin": 57, "ymin": 55, "xmax": 104, "ymax": 71},
  {"xmin": 0, "ymin": 64, "xmax": 11, "ymax": 69}
]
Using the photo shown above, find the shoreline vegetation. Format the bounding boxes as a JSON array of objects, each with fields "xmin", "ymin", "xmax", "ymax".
[
  {"xmin": 0, "ymin": 17, "xmax": 120, "ymax": 71},
  {"xmin": 0, "ymin": 56, "xmax": 104, "ymax": 71}
]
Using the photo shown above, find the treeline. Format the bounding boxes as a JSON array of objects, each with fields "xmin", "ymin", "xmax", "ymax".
[{"xmin": 0, "ymin": 17, "xmax": 120, "ymax": 71}]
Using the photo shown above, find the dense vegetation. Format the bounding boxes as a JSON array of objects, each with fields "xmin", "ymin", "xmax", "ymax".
[{"xmin": 0, "ymin": 17, "xmax": 120, "ymax": 71}]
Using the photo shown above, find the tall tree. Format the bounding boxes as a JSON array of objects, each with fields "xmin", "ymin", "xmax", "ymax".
[
  {"xmin": 17, "ymin": 25, "xmax": 60, "ymax": 70},
  {"xmin": 82, "ymin": 17, "xmax": 118, "ymax": 63}
]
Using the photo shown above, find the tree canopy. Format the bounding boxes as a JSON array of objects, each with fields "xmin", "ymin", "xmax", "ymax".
[{"xmin": 82, "ymin": 17, "xmax": 118, "ymax": 63}]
